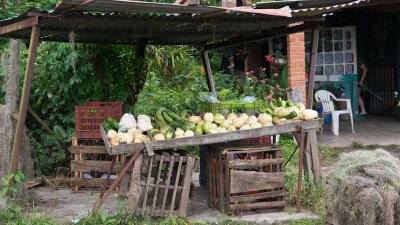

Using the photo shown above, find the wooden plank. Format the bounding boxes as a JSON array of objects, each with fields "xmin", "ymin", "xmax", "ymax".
[
  {"xmin": 178, "ymin": 156, "xmax": 194, "ymax": 217},
  {"xmin": 71, "ymin": 160, "xmax": 124, "ymax": 173},
  {"xmin": 169, "ymin": 155, "xmax": 183, "ymax": 216},
  {"xmin": 127, "ymin": 154, "xmax": 143, "ymax": 212},
  {"xmin": 218, "ymin": 154, "xmax": 224, "ymax": 211},
  {"xmin": 70, "ymin": 145, "xmax": 108, "ymax": 154},
  {"xmin": 229, "ymin": 158, "xmax": 285, "ymax": 169},
  {"xmin": 202, "ymin": 51, "xmax": 216, "ymax": 95},
  {"xmin": 230, "ymin": 171, "xmax": 284, "ymax": 194},
  {"xmin": 230, "ymin": 201, "xmax": 286, "ymax": 211},
  {"xmin": 151, "ymin": 155, "xmax": 164, "ymax": 215},
  {"xmin": 139, "ymin": 183, "xmax": 183, "ymax": 190},
  {"xmin": 161, "ymin": 153, "xmax": 175, "ymax": 216},
  {"xmin": 141, "ymin": 155, "xmax": 154, "ymax": 215},
  {"xmin": 306, "ymin": 28, "xmax": 319, "ymax": 109},
  {"xmin": 71, "ymin": 178, "xmax": 118, "ymax": 188},
  {"xmin": 149, "ymin": 120, "xmax": 320, "ymax": 151},
  {"xmin": 309, "ymin": 129, "xmax": 321, "ymax": 183},
  {"xmin": 0, "ymin": 17, "xmax": 38, "ymax": 36},
  {"xmin": 8, "ymin": 25, "xmax": 40, "ymax": 197},
  {"xmin": 230, "ymin": 190, "xmax": 286, "ymax": 203},
  {"xmin": 101, "ymin": 120, "xmax": 320, "ymax": 155}
]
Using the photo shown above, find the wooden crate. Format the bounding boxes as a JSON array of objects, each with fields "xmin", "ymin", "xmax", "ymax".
[
  {"xmin": 207, "ymin": 143, "xmax": 286, "ymax": 214},
  {"xmin": 71, "ymin": 136, "xmax": 125, "ymax": 191},
  {"xmin": 127, "ymin": 151, "xmax": 195, "ymax": 217}
]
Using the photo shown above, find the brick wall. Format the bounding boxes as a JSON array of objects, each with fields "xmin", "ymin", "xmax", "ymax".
[{"xmin": 287, "ymin": 23, "xmax": 306, "ymax": 103}]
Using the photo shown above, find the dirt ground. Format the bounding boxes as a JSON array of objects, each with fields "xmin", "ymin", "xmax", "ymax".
[{"xmin": 26, "ymin": 175, "xmax": 319, "ymax": 224}]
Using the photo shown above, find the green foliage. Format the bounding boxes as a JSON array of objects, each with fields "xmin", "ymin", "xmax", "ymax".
[
  {"xmin": 246, "ymin": 69, "xmax": 292, "ymax": 101},
  {"xmin": 1, "ymin": 171, "xmax": 25, "ymax": 197},
  {"xmin": 279, "ymin": 135, "xmax": 326, "ymax": 221},
  {"xmin": 0, "ymin": 0, "xmax": 57, "ymax": 19},
  {"xmin": 29, "ymin": 125, "xmax": 73, "ymax": 176}
]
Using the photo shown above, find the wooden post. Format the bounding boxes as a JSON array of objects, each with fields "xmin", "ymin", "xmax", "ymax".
[
  {"xmin": 8, "ymin": 25, "xmax": 40, "ymax": 193},
  {"xmin": 201, "ymin": 50, "xmax": 216, "ymax": 95},
  {"xmin": 296, "ymin": 126, "xmax": 305, "ymax": 212},
  {"xmin": 306, "ymin": 28, "xmax": 319, "ymax": 109}
]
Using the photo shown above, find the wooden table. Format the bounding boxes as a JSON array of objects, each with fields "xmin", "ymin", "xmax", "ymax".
[{"xmin": 94, "ymin": 119, "xmax": 321, "ymax": 213}]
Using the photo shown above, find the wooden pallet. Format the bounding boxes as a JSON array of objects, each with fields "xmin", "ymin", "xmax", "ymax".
[
  {"xmin": 207, "ymin": 143, "xmax": 286, "ymax": 214},
  {"xmin": 71, "ymin": 136, "xmax": 124, "ymax": 192},
  {"xmin": 127, "ymin": 151, "xmax": 195, "ymax": 217}
]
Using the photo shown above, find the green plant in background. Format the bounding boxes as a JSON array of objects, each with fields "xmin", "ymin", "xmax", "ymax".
[{"xmin": 246, "ymin": 69, "xmax": 292, "ymax": 101}]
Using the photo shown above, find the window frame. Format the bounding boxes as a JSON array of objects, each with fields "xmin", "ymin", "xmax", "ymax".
[{"xmin": 305, "ymin": 26, "xmax": 357, "ymax": 82}]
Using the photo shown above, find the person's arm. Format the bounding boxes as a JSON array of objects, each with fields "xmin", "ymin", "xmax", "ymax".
[{"xmin": 359, "ymin": 63, "xmax": 367, "ymax": 86}]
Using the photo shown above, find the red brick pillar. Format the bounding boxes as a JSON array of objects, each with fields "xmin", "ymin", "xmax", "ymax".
[{"xmin": 287, "ymin": 22, "xmax": 306, "ymax": 103}]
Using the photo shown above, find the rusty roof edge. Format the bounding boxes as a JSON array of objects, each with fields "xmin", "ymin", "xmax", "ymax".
[
  {"xmin": 291, "ymin": 0, "xmax": 368, "ymax": 15},
  {"xmin": 55, "ymin": 0, "xmax": 292, "ymax": 17}
]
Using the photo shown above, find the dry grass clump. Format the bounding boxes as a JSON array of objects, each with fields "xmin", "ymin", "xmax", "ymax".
[{"xmin": 326, "ymin": 149, "xmax": 400, "ymax": 225}]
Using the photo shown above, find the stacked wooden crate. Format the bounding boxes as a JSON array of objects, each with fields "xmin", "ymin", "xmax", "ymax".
[
  {"xmin": 206, "ymin": 142, "xmax": 285, "ymax": 214},
  {"xmin": 127, "ymin": 151, "xmax": 195, "ymax": 217},
  {"xmin": 71, "ymin": 136, "xmax": 125, "ymax": 191}
]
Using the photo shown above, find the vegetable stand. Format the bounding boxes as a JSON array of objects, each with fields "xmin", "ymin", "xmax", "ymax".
[
  {"xmin": 94, "ymin": 119, "xmax": 321, "ymax": 214},
  {"xmin": 0, "ymin": 0, "xmax": 324, "ymax": 213}
]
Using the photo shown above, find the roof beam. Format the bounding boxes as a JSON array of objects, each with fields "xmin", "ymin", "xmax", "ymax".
[
  {"xmin": 204, "ymin": 21, "xmax": 323, "ymax": 50},
  {"xmin": 0, "ymin": 17, "xmax": 38, "ymax": 36}
]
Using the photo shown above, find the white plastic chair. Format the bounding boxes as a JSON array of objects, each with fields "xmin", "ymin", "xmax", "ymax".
[{"xmin": 315, "ymin": 90, "xmax": 355, "ymax": 136}]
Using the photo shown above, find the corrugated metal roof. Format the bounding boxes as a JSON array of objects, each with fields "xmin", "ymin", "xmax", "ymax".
[
  {"xmin": 0, "ymin": 0, "xmax": 317, "ymax": 45},
  {"xmin": 291, "ymin": 0, "xmax": 367, "ymax": 17},
  {"xmin": 55, "ymin": 0, "xmax": 292, "ymax": 17},
  {"xmin": 254, "ymin": 0, "xmax": 368, "ymax": 17}
]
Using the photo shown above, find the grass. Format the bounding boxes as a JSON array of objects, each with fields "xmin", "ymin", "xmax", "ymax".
[
  {"xmin": 278, "ymin": 135, "xmax": 327, "ymax": 224},
  {"xmin": 10, "ymin": 136, "xmax": 397, "ymax": 225}
]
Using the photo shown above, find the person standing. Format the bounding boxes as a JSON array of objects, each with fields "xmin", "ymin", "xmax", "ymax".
[{"xmin": 358, "ymin": 58, "xmax": 368, "ymax": 115}]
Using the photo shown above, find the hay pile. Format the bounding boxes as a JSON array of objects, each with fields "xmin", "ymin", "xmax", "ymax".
[{"xmin": 326, "ymin": 149, "xmax": 400, "ymax": 225}]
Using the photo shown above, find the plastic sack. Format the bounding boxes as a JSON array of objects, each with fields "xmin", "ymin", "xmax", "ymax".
[
  {"xmin": 119, "ymin": 113, "xmax": 137, "ymax": 130},
  {"xmin": 137, "ymin": 115, "xmax": 153, "ymax": 132},
  {"xmin": 241, "ymin": 96, "xmax": 257, "ymax": 104},
  {"xmin": 200, "ymin": 92, "xmax": 220, "ymax": 103}
]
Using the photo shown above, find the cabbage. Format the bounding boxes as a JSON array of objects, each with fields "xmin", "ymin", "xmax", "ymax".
[
  {"xmin": 227, "ymin": 125, "xmax": 236, "ymax": 132},
  {"xmin": 262, "ymin": 122, "xmax": 273, "ymax": 127},
  {"xmin": 221, "ymin": 120, "xmax": 232, "ymax": 128},
  {"xmin": 188, "ymin": 116, "xmax": 202, "ymax": 124},
  {"xmin": 175, "ymin": 128, "xmax": 185, "ymax": 136},
  {"xmin": 277, "ymin": 108, "xmax": 290, "ymax": 118},
  {"xmin": 107, "ymin": 130, "xmax": 118, "ymax": 139},
  {"xmin": 184, "ymin": 130, "xmax": 195, "ymax": 137},
  {"xmin": 202, "ymin": 121, "xmax": 213, "ymax": 134},
  {"xmin": 195, "ymin": 124, "xmax": 203, "ymax": 135},
  {"xmin": 273, "ymin": 107, "xmax": 284, "ymax": 116},
  {"xmin": 287, "ymin": 106, "xmax": 300, "ymax": 116},
  {"xmin": 240, "ymin": 124, "xmax": 251, "ymax": 130},
  {"xmin": 250, "ymin": 122, "xmax": 262, "ymax": 129},
  {"xmin": 295, "ymin": 103, "xmax": 306, "ymax": 111},
  {"xmin": 213, "ymin": 113, "xmax": 225, "ymax": 124},
  {"xmin": 258, "ymin": 113, "xmax": 272, "ymax": 124},
  {"xmin": 154, "ymin": 133, "xmax": 165, "ymax": 141},
  {"xmin": 300, "ymin": 109, "xmax": 318, "ymax": 120},
  {"xmin": 203, "ymin": 113, "xmax": 214, "ymax": 123},
  {"xmin": 211, "ymin": 123, "xmax": 218, "ymax": 129},
  {"xmin": 137, "ymin": 115, "xmax": 153, "ymax": 131},
  {"xmin": 216, "ymin": 127, "xmax": 228, "ymax": 133},
  {"xmin": 226, "ymin": 113, "xmax": 238, "ymax": 122},
  {"xmin": 233, "ymin": 118, "xmax": 246, "ymax": 128},
  {"xmin": 239, "ymin": 113, "xmax": 249, "ymax": 121},
  {"xmin": 247, "ymin": 115, "xmax": 257, "ymax": 124}
]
